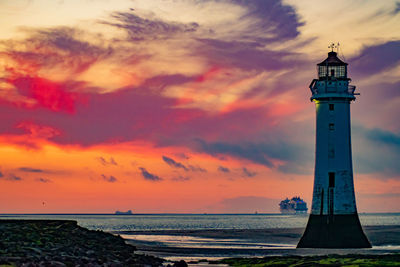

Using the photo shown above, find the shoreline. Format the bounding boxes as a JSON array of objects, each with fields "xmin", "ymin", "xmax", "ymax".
[
  {"xmin": 118, "ymin": 226, "xmax": 400, "ymax": 260},
  {"xmin": 0, "ymin": 219, "xmax": 399, "ymax": 266}
]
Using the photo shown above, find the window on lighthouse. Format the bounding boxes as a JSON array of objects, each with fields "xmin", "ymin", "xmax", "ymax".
[
  {"xmin": 329, "ymin": 172, "xmax": 335, "ymax": 188},
  {"xmin": 318, "ymin": 66, "xmax": 327, "ymax": 78},
  {"xmin": 326, "ymin": 66, "xmax": 346, "ymax": 78}
]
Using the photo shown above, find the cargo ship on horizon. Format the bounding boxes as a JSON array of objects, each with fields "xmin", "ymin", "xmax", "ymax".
[{"xmin": 115, "ymin": 210, "xmax": 133, "ymax": 215}]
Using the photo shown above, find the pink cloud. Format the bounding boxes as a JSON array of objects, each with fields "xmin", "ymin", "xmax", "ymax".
[
  {"xmin": 16, "ymin": 121, "xmax": 61, "ymax": 139},
  {"xmin": 11, "ymin": 76, "xmax": 80, "ymax": 113}
]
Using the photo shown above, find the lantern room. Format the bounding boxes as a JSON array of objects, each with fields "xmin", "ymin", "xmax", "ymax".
[{"xmin": 317, "ymin": 51, "xmax": 347, "ymax": 80}]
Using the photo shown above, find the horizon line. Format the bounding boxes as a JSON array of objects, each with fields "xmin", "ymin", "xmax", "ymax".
[{"xmin": 1, "ymin": 212, "xmax": 399, "ymax": 216}]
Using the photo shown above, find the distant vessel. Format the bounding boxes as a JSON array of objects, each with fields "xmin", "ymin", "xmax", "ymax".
[
  {"xmin": 115, "ymin": 210, "xmax": 133, "ymax": 215},
  {"xmin": 279, "ymin": 196, "xmax": 308, "ymax": 214}
]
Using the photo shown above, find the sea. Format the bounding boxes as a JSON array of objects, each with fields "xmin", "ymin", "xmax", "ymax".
[
  {"xmin": 2, "ymin": 213, "xmax": 400, "ymax": 231},
  {"xmin": 2, "ymin": 213, "xmax": 400, "ymax": 261}
]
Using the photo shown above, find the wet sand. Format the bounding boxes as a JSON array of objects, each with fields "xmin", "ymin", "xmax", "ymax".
[{"xmin": 116, "ymin": 225, "xmax": 400, "ymax": 260}]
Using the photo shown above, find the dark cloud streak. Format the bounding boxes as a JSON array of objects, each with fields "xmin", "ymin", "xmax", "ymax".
[
  {"xmin": 3, "ymin": 174, "xmax": 23, "ymax": 181},
  {"xmin": 139, "ymin": 167, "xmax": 163, "ymax": 181},
  {"xmin": 36, "ymin": 177, "xmax": 52, "ymax": 183},
  {"xmin": 101, "ymin": 174, "xmax": 118, "ymax": 183},
  {"xmin": 19, "ymin": 167, "xmax": 43, "ymax": 173},
  {"xmin": 353, "ymin": 125, "xmax": 400, "ymax": 177},
  {"xmin": 102, "ymin": 12, "xmax": 199, "ymax": 41},
  {"xmin": 218, "ymin": 166, "xmax": 230, "ymax": 173},
  {"xmin": 233, "ymin": 0, "xmax": 304, "ymax": 41},
  {"xmin": 162, "ymin": 156, "xmax": 188, "ymax": 171},
  {"xmin": 350, "ymin": 41, "xmax": 400, "ymax": 76},
  {"xmin": 97, "ymin": 157, "xmax": 118, "ymax": 166},
  {"xmin": 242, "ymin": 167, "xmax": 257, "ymax": 178},
  {"xmin": 172, "ymin": 175, "xmax": 191, "ymax": 182}
]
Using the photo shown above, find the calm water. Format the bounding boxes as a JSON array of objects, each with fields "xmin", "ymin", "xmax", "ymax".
[{"xmin": 1, "ymin": 213, "xmax": 399, "ymax": 231}]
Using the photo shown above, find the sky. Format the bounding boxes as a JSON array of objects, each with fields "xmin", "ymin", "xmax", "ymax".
[{"xmin": 0, "ymin": 0, "xmax": 399, "ymax": 213}]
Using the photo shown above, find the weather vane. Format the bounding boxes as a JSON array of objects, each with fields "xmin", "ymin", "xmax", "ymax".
[{"xmin": 328, "ymin": 42, "xmax": 340, "ymax": 52}]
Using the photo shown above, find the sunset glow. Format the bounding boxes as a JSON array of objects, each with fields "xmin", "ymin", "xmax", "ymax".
[{"xmin": 0, "ymin": 0, "xmax": 399, "ymax": 213}]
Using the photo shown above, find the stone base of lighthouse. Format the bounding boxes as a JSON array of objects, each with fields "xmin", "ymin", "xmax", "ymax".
[{"xmin": 297, "ymin": 214, "xmax": 371, "ymax": 248}]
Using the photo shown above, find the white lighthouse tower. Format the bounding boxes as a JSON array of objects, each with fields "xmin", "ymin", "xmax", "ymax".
[{"xmin": 297, "ymin": 45, "xmax": 371, "ymax": 248}]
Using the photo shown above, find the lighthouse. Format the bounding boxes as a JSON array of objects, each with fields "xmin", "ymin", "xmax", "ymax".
[{"xmin": 297, "ymin": 45, "xmax": 371, "ymax": 248}]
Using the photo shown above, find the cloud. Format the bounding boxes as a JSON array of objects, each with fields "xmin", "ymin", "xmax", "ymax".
[
  {"xmin": 172, "ymin": 175, "xmax": 191, "ymax": 182},
  {"xmin": 0, "ymin": 171, "xmax": 3, "ymax": 178},
  {"xmin": 187, "ymin": 0, "xmax": 306, "ymax": 74},
  {"xmin": 101, "ymin": 174, "xmax": 118, "ymax": 183},
  {"xmin": 17, "ymin": 166, "xmax": 65, "ymax": 175},
  {"xmin": 16, "ymin": 122, "xmax": 61, "ymax": 140},
  {"xmin": 193, "ymin": 137, "xmax": 313, "ymax": 175},
  {"xmin": 350, "ymin": 40, "xmax": 400, "ymax": 77},
  {"xmin": 138, "ymin": 167, "xmax": 163, "ymax": 181},
  {"xmin": 31, "ymin": 27, "xmax": 107, "ymax": 56},
  {"xmin": 0, "ymin": 85, "xmax": 303, "ymax": 160},
  {"xmin": 0, "ymin": 0, "xmax": 322, "ymax": 178},
  {"xmin": 36, "ymin": 177, "xmax": 52, "ymax": 183},
  {"xmin": 6, "ymin": 174, "xmax": 22, "ymax": 181},
  {"xmin": 196, "ymin": 139, "xmax": 272, "ymax": 167},
  {"xmin": 366, "ymin": 128, "xmax": 400, "ymax": 148},
  {"xmin": 162, "ymin": 156, "xmax": 188, "ymax": 171},
  {"xmin": 232, "ymin": 0, "xmax": 304, "ymax": 41},
  {"xmin": 195, "ymin": 139, "xmax": 309, "ymax": 171},
  {"xmin": 242, "ymin": 167, "xmax": 257, "ymax": 178},
  {"xmin": 110, "ymin": 157, "xmax": 117, "ymax": 165},
  {"xmin": 393, "ymin": 1, "xmax": 400, "ymax": 15},
  {"xmin": 18, "ymin": 167, "xmax": 43, "ymax": 173},
  {"xmin": 195, "ymin": 38, "xmax": 304, "ymax": 72},
  {"xmin": 3, "ymin": 26, "xmax": 108, "ymax": 75},
  {"xmin": 162, "ymin": 156, "xmax": 207, "ymax": 173},
  {"xmin": 352, "ymin": 125, "xmax": 400, "ymax": 177},
  {"xmin": 103, "ymin": 12, "xmax": 199, "ymax": 41},
  {"xmin": 218, "ymin": 166, "xmax": 230, "ymax": 173},
  {"xmin": 0, "ymin": 86, "xmax": 182, "ymax": 146},
  {"xmin": 0, "ymin": 26, "xmax": 109, "ymax": 113},
  {"xmin": 188, "ymin": 165, "xmax": 207, "ymax": 173},
  {"xmin": 97, "ymin": 156, "xmax": 118, "ymax": 166},
  {"xmin": 5, "ymin": 74, "xmax": 84, "ymax": 113},
  {"xmin": 0, "ymin": 0, "xmax": 308, "ymax": 152},
  {"xmin": 142, "ymin": 74, "xmax": 194, "ymax": 90}
]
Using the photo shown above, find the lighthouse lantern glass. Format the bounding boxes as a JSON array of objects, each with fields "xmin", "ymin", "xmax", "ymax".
[
  {"xmin": 318, "ymin": 66, "xmax": 327, "ymax": 77},
  {"xmin": 318, "ymin": 65, "xmax": 346, "ymax": 79}
]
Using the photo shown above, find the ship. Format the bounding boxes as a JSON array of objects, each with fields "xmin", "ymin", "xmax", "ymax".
[
  {"xmin": 279, "ymin": 196, "xmax": 308, "ymax": 214},
  {"xmin": 115, "ymin": 210, "xmax": 133, "ymax": 215}
]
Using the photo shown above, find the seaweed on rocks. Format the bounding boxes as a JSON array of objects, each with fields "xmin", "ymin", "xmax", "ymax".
[{"xmin": 0, "ymin": 220, "xmax": 164, "ymax": 266}]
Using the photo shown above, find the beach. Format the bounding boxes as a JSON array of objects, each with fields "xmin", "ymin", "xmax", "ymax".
[
  {"xmin": 1, "ymin": 214, "xmax": 400, "ymax": 266},
  {"xmin": 118, "ymin": 226, "xmax": 400, "ymax": 261}
]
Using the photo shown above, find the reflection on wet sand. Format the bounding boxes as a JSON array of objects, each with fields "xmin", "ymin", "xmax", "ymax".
[{"xmin": 121, "ymin": 227, "xmax": 400, "ymax": 261}]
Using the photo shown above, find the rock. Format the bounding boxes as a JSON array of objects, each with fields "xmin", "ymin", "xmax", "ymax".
[
  {"xmin": 0, "ymin": 220, "xmax": 163, "ymax": 266},
  {"xmin": 25, "ymin": 247, "xmax": 43, "ymax": 255},
  {"xmin": 173, "ymin": 260, "xmax": 188, "ymax": 267}
]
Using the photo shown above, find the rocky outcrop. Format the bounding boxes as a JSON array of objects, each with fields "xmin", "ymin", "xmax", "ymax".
[{"xmin": 0, "ymin": 220, "xmax": 163, "ymax": 266}]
